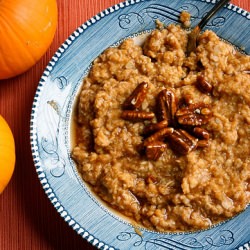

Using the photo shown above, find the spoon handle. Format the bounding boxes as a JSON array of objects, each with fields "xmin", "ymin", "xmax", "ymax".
[{"xmin": 198, "ymin": 0, "xmax": 231, "ymax": 30}]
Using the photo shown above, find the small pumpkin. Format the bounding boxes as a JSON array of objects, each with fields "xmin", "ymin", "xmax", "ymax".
[
  {"xmin": 0, "ymin": 0, "xmax": 58, "ymax": 79},
  {"xmin": 0, "ymin": 115, "xmax": 15, "ymax": 194}
]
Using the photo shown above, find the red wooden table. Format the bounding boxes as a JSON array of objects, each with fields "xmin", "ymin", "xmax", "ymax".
[{"xmin": 0, "ymin": 0, "xmax": 249, "ymax": 249}]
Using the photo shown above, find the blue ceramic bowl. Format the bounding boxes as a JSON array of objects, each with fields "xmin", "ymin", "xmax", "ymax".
[{"xmin": 30, "ymin": 1, "xmax": 250, "ymax": 249}]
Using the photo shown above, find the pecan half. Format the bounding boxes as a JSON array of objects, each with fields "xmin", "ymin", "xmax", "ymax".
[
  {"xmin": 168, "ymin": 129, "xmax": 198, "ymax": 155},
  {"xmin": 144, "ymin": 127, "xmax": 174, "ymax": 145},
  {"xmin": 196, "ymin": 75, "xmax": 213, "ymax": 94},
  {"xmin": 143, "ymin": 120, "xmax": 169, "ymax": 135},
  {"xmin": 123, "ymin": 82, "xmax": 148, "ymax": 110},
  {"xmin": 145, "ymin": 141, "xmax": 167, "ymax": 161},
  {"xmin": 176, "ymin": 103, "xmax": 212, "ymax": 126},
  {"xmin": 121, "ymin": 110, "xmax": 155, "ymax": 121},
  {"xmin": 157, "ymin": 89, "xmax": 177, "ymax": 125},
  {"xmin": 193, "ymin": 127, "xmax": 210, "ymax": 140}
]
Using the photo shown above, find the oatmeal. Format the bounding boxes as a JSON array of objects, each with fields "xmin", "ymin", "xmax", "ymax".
[
  {"xmin": 180, "ymin": 11, "xmax": 191, "ymax": 28},
  {"xmin": 72, "ymin": 23, "xmax": 250, "ymax": 232}
]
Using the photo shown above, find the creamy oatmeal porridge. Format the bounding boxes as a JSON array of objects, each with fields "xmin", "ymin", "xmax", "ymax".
[{"xmin": 72, "ymin": 23, "xmax": 250, "ymax": 232}]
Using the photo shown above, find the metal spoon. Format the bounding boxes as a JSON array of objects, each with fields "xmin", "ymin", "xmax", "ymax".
[{"xmin": 187, "ymin": 0, "xmax": 231, "ymax": 55}]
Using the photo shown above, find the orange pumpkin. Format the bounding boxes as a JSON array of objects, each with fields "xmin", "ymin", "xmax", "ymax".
[
  {"xmin": 0, "ymin": 115, "xmax": 15, "ymax": 194},
  {"xmin": 0, "ymin": 0, "xmax": 58, "ymax": 80}
]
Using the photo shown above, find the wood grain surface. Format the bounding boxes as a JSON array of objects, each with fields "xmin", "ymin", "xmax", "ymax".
[{"xmin": 0, "ymin": 0, "xmax": 249, "ymax": 249}]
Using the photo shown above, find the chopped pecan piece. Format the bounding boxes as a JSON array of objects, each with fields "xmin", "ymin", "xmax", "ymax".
[
  {"xmin": 176, "ymin": 103, "xmax": 212, "ymax": 126},
  {"xmin": 123, "ymin": 82, "xmax": 148, "ymax": 110},
  {"xmin": 121, "ymin": 110, "xmax": 155, "ymax": 121},
  {"xmin": 197, "ymin": 140, "xmax": 209, "ymax": 148},
  {"xmin": 145, "ymin": 141, "xmax": 167, "ymax": 161},
  {"xmin": 196, "ymin": 75, "xmax": 213, "ymax": 94},
  {"xmin": 193, "ymin": 127, "xmax": 210, "ymax": 140},
  {"xmin": 143, "ymin": 120, "xmax": 169, "ymax": 135},
  {"xmin": 168, "ymin": 129, "xmax": 198, "ymax": 155},
  {"xmin": 144, "ymin": 127, "xmax": 174, "ymax": 145},
  {"xmin": 157, "ymin": 89, "xmax": 177, "ymax": 125}
]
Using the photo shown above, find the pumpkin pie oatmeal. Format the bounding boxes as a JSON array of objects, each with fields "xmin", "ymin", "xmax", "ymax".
[{"xmin": 72, "ymin": 23, "xmax": 250, "ymax": 232}]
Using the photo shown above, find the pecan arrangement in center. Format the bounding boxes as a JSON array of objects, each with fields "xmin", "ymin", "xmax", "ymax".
[{"xmin": 121, "ymin": 79, "xmax": 213, "ymax": 160}]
